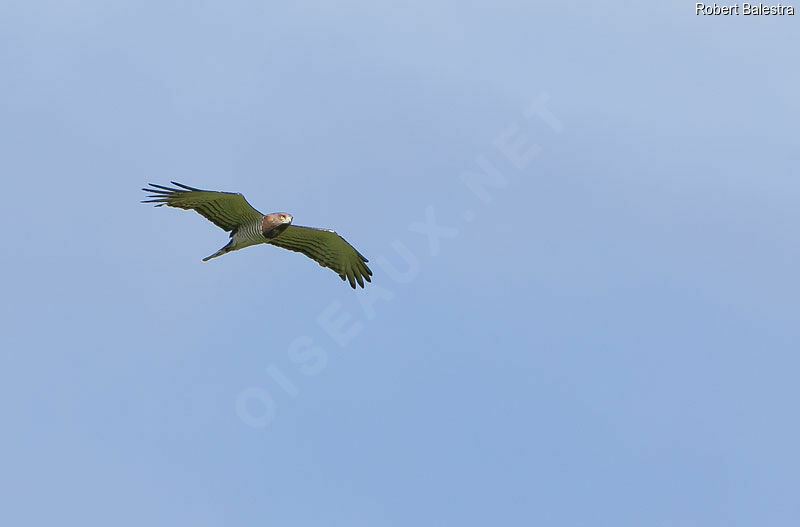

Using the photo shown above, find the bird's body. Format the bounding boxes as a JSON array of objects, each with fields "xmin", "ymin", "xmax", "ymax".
[
  {"xmin": 229, "ymin": 218, "xmax": 266, "ymax": 250},
  {"xmin": 203, "ymin": 217, "xmax": 265, "ymax": 261},
  {"xmin": 142, "ymin": 182, "xmax": 372, "ymax": 288},
  {"xmin": 202, "ymin": 212, "xmax": 293, "ymax": 261}
]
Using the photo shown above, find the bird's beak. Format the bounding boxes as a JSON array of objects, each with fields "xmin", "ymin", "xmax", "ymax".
[{"xmin": 284, "ymin": 215, "xmax": 293, "ymax": 224}]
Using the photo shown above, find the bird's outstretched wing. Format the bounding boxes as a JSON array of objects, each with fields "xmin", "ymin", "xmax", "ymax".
[
  {"xmin": 141, "ymin": 182, "xmax": 263, "ymax": 232},
  {"xmin": 268, "ymin": 225, "xmax": 373, "ymax": 288}
]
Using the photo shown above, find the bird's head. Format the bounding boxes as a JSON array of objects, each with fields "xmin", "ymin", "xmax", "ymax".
[{"xmin": 262, "ymin": 212, "xmax": 293, "ymax": 238}]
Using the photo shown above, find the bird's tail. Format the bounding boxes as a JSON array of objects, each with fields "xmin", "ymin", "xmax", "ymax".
[{"xmin": 202, "ymin": 241, "xmax": 233, "ymax": 262}]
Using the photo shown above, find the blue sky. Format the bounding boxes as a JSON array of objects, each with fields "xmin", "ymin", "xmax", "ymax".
[{"xmin": 1, "ymin": 1, "xmax": 798, "ymax": 525}]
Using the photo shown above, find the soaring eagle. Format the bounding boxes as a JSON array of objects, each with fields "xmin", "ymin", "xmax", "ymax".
[{"xmin": 142, "ymin": 182, "xmax": 372, "ymax": 288}]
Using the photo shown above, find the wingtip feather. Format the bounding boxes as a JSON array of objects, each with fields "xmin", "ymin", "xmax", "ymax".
[
  {"xmin": 171, "ymin": 181, "xmax": 201, "ymax": 191},
  {"xmin": 147, "ymin": 183, "xmax": 179, "ymax": 192}
]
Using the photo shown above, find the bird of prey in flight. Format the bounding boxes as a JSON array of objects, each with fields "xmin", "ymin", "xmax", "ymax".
[{"xmin": 142, "ymin": 182, "xmax": 372, "ymax": 288}]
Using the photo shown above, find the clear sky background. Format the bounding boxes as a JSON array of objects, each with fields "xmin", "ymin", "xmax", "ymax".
[{"xmin": 1, "ymin": 1, "xmax": 798, "ymax": 525}]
